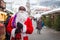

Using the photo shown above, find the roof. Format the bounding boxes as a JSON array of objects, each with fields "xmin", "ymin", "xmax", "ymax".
[
  {"xmin": 41, "ymin": 8, "xmax": 60, "ymax": 15},
  {"xmin": 33, "ymin": 8, "xmax": 60, "ymax": 18}
]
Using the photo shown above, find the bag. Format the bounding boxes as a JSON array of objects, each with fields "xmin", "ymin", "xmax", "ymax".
[
  {"xmin": 42, "ymin": 21, "xmax": 44, "ymax": 27},
  {"xmin": 36, "ymin": 27, "xmax": 38, "ymax": 29}
]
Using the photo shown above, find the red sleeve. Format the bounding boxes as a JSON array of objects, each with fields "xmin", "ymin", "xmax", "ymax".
[
  {"xmin": 24, "ymin": 17, "xmax": 34, "ymax": 34},
  {"xmin": 7, "ymin": 17, "xmax": 13, "ymax": 34}
]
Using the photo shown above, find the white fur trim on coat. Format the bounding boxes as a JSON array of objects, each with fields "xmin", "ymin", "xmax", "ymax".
[
  {"xmin": 21, "ymin": 33, "xmax": 28, "ymax": 40},
  {"xmin": 11, "ymin": 28, "xmax": 16, "ymax": 37},
  {"xmin": 23, "ymin": 24, "xmax": 27, "ymax": 33}
]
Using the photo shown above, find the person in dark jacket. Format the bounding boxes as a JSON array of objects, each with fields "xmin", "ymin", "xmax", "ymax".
[
  {"xmin": 5, "ymin": 13, "xmax": 11, "ymax": 27},
  {"xmin": 4, "ymin": 13, "xmax": 13, "ymax": 40},
  {"xmin": 36, "ymin": 17, "xmax": 42, "ymax": 34}
]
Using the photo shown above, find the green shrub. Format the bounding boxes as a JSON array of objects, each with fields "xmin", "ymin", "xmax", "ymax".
[
  {"xmin": 53, "ymin": 15, "xmax": 60, "ymax": 31},
  {"xmin": 42, "ymin": 14, "xmax": 60, "ymax": 31},
  {"xmin": 45, "ymin": 15, "xmax": 52, "ymax": 28},
  {"xmin": 42, "ymin": 15, "xmax": 52, "ymax": 28}
]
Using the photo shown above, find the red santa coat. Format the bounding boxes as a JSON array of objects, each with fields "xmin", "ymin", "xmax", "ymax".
[{"xmin": 7, "ymin": 12, "xmax": 34, "ymax": 40}]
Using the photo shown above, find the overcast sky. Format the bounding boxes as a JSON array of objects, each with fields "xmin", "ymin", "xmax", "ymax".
[
  {"xmin": 4, "ymin": 0, "xmax": 38, "ymax": 4},
  {"xmin": 4, "ymin": 0, "xmax": 60, "ymax": 10}
]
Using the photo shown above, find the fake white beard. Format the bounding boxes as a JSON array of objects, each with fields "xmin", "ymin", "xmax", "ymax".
[{"xmin": 16, "ymin": 12, "xmax": 28, "ymax": 25}]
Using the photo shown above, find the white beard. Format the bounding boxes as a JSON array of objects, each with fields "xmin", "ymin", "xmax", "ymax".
[{"xmin": 16, "ymin": 12, "xmax": 28, "ymax": 25}]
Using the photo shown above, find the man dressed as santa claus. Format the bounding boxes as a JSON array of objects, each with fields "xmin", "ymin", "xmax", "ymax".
[{"xmin": 7, "ymin": 6, "xmax": 34, "ymax": 40}]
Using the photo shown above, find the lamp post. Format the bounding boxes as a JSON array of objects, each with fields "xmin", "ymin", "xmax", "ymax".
[{"xmin": 26, "ymin": 0, "xmax": 31, "ymax": 15}]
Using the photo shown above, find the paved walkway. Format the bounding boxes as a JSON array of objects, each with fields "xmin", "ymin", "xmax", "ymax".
[
  {"xmin": 29, "ymin": 27, "xmax": 60, "ymax": 40},
  {"xmin": 29, "ymin": 20, "xmax": 60, "ymax": 40}
]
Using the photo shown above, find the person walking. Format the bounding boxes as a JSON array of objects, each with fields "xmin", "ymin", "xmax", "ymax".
[{"xmin": 36, "ymin": 17, "xmax": 42, "ymax": 34}]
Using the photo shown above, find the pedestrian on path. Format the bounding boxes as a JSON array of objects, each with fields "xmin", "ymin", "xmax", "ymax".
[{"xmin": 36, "ymin": 17, "xmax": 42, "ymax": 34}]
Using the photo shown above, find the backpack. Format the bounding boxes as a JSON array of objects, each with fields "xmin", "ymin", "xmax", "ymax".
[{"xmin": 42, "ymin": 21, "xmax": 44, "ymax": 27}]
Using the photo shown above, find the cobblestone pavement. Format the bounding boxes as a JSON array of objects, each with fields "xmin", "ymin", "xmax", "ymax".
[{"xmin": 29, "ymin": 20, "xmax": 60, "ymax": 40}]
